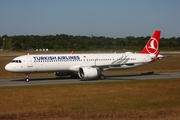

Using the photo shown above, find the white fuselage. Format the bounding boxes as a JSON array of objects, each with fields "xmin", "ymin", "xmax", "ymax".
[{"xmin": 5, "ymin": 52, "xmax": 155, "ymax": 73}]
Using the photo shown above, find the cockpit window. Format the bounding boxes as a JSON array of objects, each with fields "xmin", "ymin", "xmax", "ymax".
[{"xmin": 11, "ymin": 60, "xmax": 22, "ymax": 63}]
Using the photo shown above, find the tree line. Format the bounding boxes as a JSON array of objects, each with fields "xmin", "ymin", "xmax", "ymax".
[{"xmin": 0, "ymin": 34, "xmax": 180, "ymax": 51}]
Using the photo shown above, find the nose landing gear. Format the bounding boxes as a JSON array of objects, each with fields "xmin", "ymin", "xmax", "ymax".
[{"xmin": 25, "ymin": 74, "xmax": 29, "ymax": 82}]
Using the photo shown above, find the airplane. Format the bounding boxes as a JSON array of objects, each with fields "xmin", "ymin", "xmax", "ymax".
[{"xmin": 5, "ymin": 30, "xmax": 163, "ymax": 82}]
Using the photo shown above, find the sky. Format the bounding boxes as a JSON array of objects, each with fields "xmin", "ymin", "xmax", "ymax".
[{"xmin": 0, "ymin": 0, "xmax": 180, "ymax": 38}]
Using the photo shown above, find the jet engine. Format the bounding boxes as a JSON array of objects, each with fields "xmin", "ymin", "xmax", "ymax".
[{"xmin": 78, "ymin": 67, "xmax": 98, "ymax": 80}]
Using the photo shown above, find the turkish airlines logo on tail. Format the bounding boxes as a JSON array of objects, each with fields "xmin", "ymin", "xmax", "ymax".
[{"xmin": 145, "ymin": 37, "xmax": 158, "ymax": 54}]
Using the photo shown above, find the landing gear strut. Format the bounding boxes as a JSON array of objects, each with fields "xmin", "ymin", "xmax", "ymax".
[
  {"xmin": 25, "ymin": 74, "xmax": 29, "ymax": 82},
  {"xmin": 97, "ymin": 69, "xmax": 105, "ymax": 80}
]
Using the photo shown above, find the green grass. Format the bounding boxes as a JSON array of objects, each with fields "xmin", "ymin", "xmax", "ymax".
[{"xmin": 0, "ymin": 79, "xmax": 180, "ymax": 119}]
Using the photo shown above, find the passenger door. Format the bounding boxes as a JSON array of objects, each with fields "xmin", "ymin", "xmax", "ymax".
[{"xmin": 27, "ymin": 55, "xmax": 33, "ymax": 67}]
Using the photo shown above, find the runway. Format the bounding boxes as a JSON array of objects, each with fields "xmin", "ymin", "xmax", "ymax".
[{"xmin": 0, "ymin": 72, "xmax": 180, "ymax": 87}]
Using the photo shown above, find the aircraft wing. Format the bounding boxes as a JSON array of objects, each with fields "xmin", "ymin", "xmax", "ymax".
[{"xmin": 91, "ymin": 62, "xmax": 141, "ymax": 70}]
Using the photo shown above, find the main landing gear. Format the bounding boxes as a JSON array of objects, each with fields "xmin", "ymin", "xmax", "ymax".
[
  {"xmin": 98, "ymin": 74, "xmax": 105, "ymax": 80},
  {"xmin": 25, "ymin": 74, "xmax": 29, "ymax": 82},
  {"xmin": 97, "ymin": 69, "xmax": 105, "ymax": 80}
]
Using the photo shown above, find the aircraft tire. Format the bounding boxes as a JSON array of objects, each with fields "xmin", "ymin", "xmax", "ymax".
[
  {"xmin": 25, "ymin": 78, "xmax": 29, "ymax": 82},
  {"xmin": 98, "ymin": 75, "xmax": 105, "ymax": 80}
]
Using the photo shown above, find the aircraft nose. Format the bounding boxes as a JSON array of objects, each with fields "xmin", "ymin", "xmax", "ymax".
[{"xmin": 5, "ymin": 64, "xmax": 12, "ymax": 72}]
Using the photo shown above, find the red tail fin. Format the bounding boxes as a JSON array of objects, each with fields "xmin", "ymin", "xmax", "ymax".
[{"xmin": 140, "ymin": 30, "xmax": 161, "ymax": 54}]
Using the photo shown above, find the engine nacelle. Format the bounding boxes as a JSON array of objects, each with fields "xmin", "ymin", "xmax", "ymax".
[
  {"xmin": 54, "ymin": 72, "xmax": 71, "ymax": 76},
  {"xmin": 78, "ymin": 67, "xmax": 98, "ymax": 80}
]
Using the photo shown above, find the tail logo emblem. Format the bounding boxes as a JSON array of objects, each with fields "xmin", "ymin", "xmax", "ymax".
[{"xmin": 146, "ymin": 37, "xmax": 158, "ymax": 54}]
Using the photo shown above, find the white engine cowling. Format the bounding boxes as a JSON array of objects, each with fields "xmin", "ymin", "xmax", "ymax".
[{"xmin": 78, "ymin": 67, "xmax": 98, "ymax": 80}]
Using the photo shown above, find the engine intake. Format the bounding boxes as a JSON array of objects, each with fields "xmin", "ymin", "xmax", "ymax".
[{"xmin": 78, "ymin": 67, "xmax": 98, "ymax": 80}]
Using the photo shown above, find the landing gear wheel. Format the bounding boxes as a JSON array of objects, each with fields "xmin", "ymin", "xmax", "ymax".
[
  {"xmin": 25, "ymin": 78, "xmax": 29, "ymax": 82},
  {"xmin": 25, "ymin": 74, "xmax": 30, "ymax": 82},
  {"xmin": 98, "ymin": 75, "xmax": 105, "ymax": 80}
]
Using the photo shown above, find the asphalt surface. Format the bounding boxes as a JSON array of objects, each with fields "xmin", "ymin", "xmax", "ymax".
[{"xmin": 0, "ymin": 72, "xmax": 180, "ymax": 87}]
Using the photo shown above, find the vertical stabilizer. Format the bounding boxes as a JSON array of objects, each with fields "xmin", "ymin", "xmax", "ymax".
[{"xmin": 140, "ymin": 30, "xmax": 161, "ymax": 54}]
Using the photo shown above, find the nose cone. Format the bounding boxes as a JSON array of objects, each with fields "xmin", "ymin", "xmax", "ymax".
[{"xmin": 5, "ymin": 64, "xmax": 12, "ymax": 72}]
